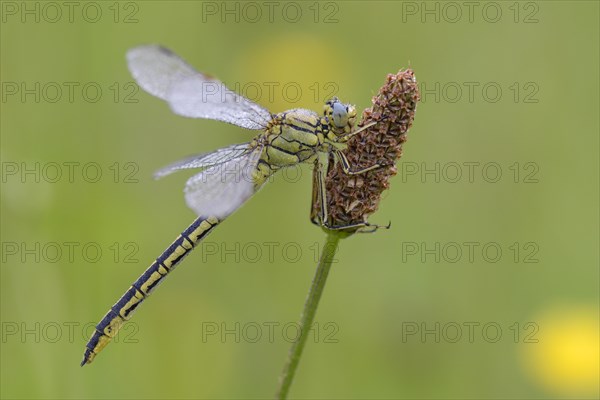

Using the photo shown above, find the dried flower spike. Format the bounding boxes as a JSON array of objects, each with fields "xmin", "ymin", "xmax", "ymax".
[{"xmin": 312, "ymin": 69, "xmax": 420, "ymax": 232}]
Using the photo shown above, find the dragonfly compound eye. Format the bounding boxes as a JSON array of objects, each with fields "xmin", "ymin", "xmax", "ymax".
[
  {"xmin": 323, "ymin": 98, "xmax": 357, "ymax": 137},
  {"xmin": 332, "ymin": 102, "xmax": 348, "ymax": 128}
]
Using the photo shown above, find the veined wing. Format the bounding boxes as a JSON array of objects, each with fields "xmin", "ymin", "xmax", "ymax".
[
  {"xmin": 184, "ymin": 146, "xmax": 265, "ymax": 219},
  {"xmin": 127, "ymin": 45, "xmax": 272, "ymax": 130},
  {"xmin": 154, "ymin": 142, "xmax": 253, "ymax": 179}
]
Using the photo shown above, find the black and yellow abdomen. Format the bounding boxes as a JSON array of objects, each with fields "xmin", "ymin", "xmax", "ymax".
[{"xmin": 81, "ymin": 216, "xmax": 219, "ymax": 365}]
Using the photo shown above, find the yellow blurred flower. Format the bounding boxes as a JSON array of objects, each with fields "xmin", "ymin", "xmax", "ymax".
[
  {"xmin": 233, "ymin": 33, "xmax": 350, "ymax": 112},
  {"xmin": 523, "ymin": 305, "xmax": 599, "ymax": 398}
]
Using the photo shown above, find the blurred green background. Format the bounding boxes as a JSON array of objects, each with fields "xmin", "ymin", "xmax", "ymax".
[{"xmin": 1, "ymin": 1, "xmax": 598, "ymax": 399}]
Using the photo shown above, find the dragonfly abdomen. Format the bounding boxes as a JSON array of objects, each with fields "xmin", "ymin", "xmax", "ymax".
[{"xmin": 81, "ymin": 216, "xmax": 219, "ymax": 366}]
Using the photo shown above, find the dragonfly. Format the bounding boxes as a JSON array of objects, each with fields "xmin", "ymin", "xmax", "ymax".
[{"xmin": 81, "ymin": 45, "xmax": 381, "ymax": 366}]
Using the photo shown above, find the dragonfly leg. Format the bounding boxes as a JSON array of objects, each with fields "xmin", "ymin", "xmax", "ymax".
[
  {"xmin": 313, "ymin": 155, "xmax": 331, "ymax": 226},
  {"xmin": 310, "ymin": 159, "xmax": 322, "ymax": 226},
  {"xmin": 313, "ymin": 154, "xmax": 391, "ymax": 233},
  {"xmin": 320, "ymin": 219, "xmax": 391, "ymax": 233},
  {"xmin": 333, "ymin": 149, "xmax": 388, "ymax": 175},
  {"xmin": 339, "ymin": 121, "xmax": 377, "ymax": 142}
]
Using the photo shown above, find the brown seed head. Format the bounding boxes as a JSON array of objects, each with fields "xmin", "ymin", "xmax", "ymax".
[{"xmin": 313, "ymin": 69, "xmax": 420, "ymax": 232}]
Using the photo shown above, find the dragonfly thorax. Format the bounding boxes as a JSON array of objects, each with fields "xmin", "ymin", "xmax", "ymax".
[{"xmin": 254, "ymin": 108, "xmax": 326, "ymax": 180}]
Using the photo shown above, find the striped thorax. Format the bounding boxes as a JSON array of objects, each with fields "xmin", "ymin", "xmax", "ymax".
[{"xmin": 254, "ymin": 100, "xmax": 357, "ymax": 183}]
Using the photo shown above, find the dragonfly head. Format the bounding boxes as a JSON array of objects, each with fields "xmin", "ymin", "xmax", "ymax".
[{"xmin": 324, "ymin": 97, "xmax": 357, "ymax": 141}]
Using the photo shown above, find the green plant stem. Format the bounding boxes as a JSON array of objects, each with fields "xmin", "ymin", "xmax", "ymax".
[{"xmin": 276, "ymin": 231, "xmax": 343, "ymax": 399}]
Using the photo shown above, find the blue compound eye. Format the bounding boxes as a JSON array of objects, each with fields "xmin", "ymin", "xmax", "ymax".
[{"xmin": 332, "ymin": 101, "xmax": 347, "ymax": 128}]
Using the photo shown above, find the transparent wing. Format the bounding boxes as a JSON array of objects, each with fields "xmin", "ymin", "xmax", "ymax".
[
  {"xmin": 184, "ymin": 146, "xmax": 265, "ymax": 219},
  {"xmin": 154, "ymin": 142, "xmax": 253, "ymax": 179},
  {"xmin": 127, "ymin": 45, "xmax": 272, "ymax": 130}
]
